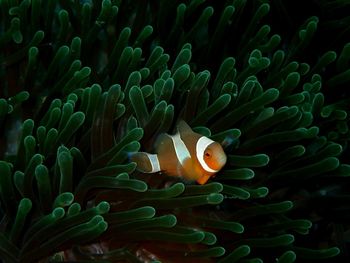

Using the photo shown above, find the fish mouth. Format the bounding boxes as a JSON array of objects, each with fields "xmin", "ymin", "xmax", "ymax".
[{"xmin": 217, "ymin": 155, "xmax": 227, "ymax": 169}]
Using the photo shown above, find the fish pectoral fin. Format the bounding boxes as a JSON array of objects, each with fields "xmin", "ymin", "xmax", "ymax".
[
  {"xmin": 182, "ymin": 158, "xmax": 201, "ymax": 181},
  {"xmin": 176, "ymin": 157, "xmax": 189, "ymax": 177},
  {"xmin": 196, "ymin": 174, "xmax": 211, "ymax": 185}
]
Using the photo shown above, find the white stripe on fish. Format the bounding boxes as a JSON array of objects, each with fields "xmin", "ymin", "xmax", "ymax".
[
  {"xmin": 171, "ymin": 133, "xmax": 191, "ymax": 166},
  {"xmin": 147, "ymin": 153, "xmax": 161, "ymax": 173},
  {"xmin": 196, "ymin": 136, "xmax": 219, "ymax": 173}
]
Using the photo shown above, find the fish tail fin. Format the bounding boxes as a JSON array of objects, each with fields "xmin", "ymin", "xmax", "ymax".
[{"xmin": 130, "ymin": 152, "xmax": 161, "ymax": 173}]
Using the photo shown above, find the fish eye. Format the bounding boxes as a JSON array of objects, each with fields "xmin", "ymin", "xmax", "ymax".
[{"xmin": 204, "ymin": 150, "xmax": 212, "ymax": 158}]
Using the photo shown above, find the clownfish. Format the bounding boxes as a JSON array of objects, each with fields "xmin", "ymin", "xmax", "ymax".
[{"xmin": 130, "ymin": 121, "xmax": 227, "ymax": 184}]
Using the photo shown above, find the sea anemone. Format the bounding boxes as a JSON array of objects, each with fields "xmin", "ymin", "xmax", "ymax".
[{"xmin": 0, "ymin": 0, "xmax": 349, "ymax": 262}]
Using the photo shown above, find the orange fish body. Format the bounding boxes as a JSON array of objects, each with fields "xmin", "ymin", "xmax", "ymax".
[{"xmin": 131, "ymin": 121, "xmax": 227, "ymax": 184}]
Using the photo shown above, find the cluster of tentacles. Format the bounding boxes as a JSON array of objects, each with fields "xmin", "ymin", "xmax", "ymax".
[{"xmin": 1, "ymin": 0, "xmax": 350, "ymax": 262}]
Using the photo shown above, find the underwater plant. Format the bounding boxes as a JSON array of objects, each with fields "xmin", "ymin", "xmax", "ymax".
[{"xmin": 1, "ymin": 0, "xmax": 350, "ymax": 262}]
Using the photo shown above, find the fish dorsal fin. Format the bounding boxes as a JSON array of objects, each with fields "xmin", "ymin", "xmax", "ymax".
[
  {"xmin": 154, "ymin": 133, "xmax": 168, "ymax": 150},
  {"xmin": 177, "ymin": 120, "xmax": 202, "ymax": 167},
  {"xmin": 177, "ymin": 120, "xmax": 193, "ymax": 135}
]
